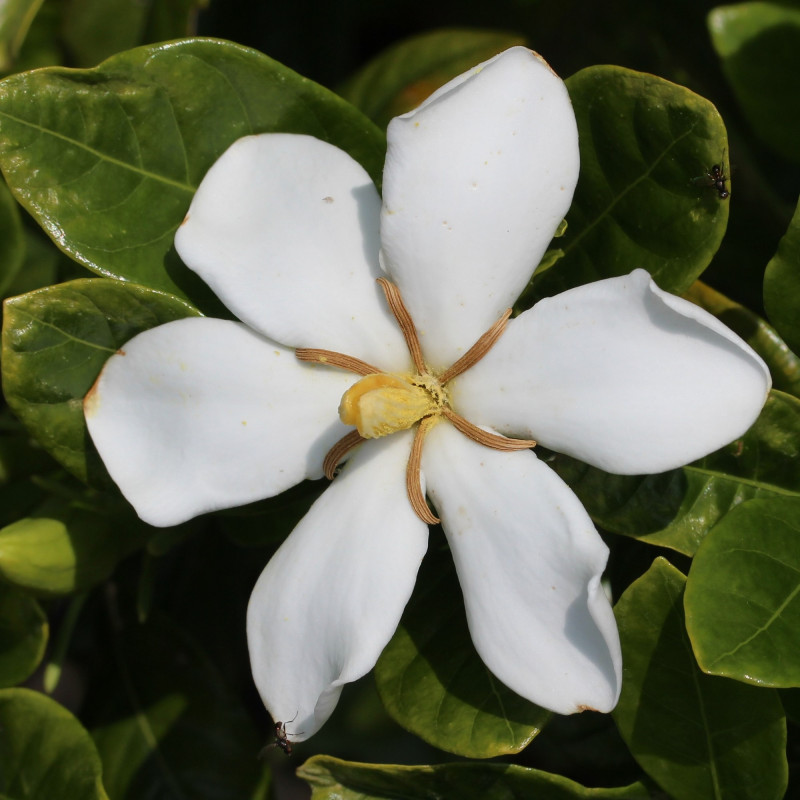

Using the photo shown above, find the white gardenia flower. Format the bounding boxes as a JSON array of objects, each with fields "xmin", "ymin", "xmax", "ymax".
[{"xmin": 84, "ymin": 47, "xmax": 771, "ymax": 744}]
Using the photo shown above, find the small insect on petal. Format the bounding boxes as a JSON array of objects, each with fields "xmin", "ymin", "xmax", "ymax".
[{"xmin": 258, "ymin": 714, "xmax": 303, "ymax": 758}]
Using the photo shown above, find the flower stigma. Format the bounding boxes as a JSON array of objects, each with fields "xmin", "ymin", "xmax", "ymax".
[{"xmin": 295, "ymin": 277, "xmax": 536, "ymax": 524}]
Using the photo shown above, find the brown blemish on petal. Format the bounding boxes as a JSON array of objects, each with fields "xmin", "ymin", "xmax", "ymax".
[
  {"xmin": 84, "ymin": 349, "xmax": 125, "ymax": 419},
  {"xmin": 181, "ymin": 213, "xmax": 190, "ymax": 226},
  {"xmin": 83, "ymin": 376, "xmax": 102, "ymax": 419},
  {"xmin": 323, "ymin": 196, "xmax": 334, "ymax": 204},
  {"xmin": 577, "ymin": 705, "xmax": 600, "ymax": 713}
]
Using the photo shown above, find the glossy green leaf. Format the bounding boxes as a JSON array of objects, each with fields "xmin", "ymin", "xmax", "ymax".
[
  {"xmin": 0, "ymin": 583, "xmax": 47, "ymax": 686},
  {"xmin": 0, "ymin": 493, "xmax": 149, "ymax": 595},
  {"xmin": 551, "ymin": 390, "xmax": 800, "ymax": 556},
  {"xmin": 0, "ymin": 179, "xmax": 24, "ymax": 299},
  {"xmin": 338, "ymin": 28, "xmax": 525, "ymax": 129},
  {"xmin": 522, "ymin": 66, "xmax": 729, "ymax": 306},
  {"xmin": 88, "ymin": 614, "xmax": 268, "ymax": 800},
  {"xmin": 2, "ymin": 278, "xmax": 200, "ymax": 484},
  {"xmin": 0, "ymin": 0, "xmax": 45, "ymax": 71},
  {"xmin": 0, "ymin": 687, "xmax": 109, "ymax": 799},
  {"xmin": 0, "ymin": 38, "xmax": 386, "ymax": 302},
  {"xmin": 685, "ymin": 496, "xmax": 800, "ymax": 686},
  {"xmin": 613, "ymin": 557, "xmax": 787, "ymax": 800},
  {"xmin": 764, "ymin": 194, "xmax": 800, "ymax": 356},
  {"xmin": 299, "ymin": 755, "xmax": 650, "ymax": 800},
  {"xmin": 374, "ymin": 548, "xmax": 549, "ymax": 758},
  {"xmin": 686, "ymin": 280, "xmax": 800, "ymax": 397},
  {"xmin": 708, "ymin": 3, "xmax": 800, "ymax": 163}
]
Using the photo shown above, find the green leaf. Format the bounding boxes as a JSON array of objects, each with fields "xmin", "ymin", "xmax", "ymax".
[
  {"xmin": 0, "ymin": 0, "xmax": 45, "ymax": 72},
  {"xmin": 88, "ymin": 614, "xmax": 267, "ymax": 800},
  {"xmin": 686, "ymin": 280, "xmax": 800, "ymax": 397},
  {"xmin": 0, "ymin": 38, "xmax": 386, "ymax": 302},
  {"xmin": 0, "ymin": 179, "xmax": 24, "ymax": 299},
  {"xmin": 2, "ymin": 278, "xmax": 200, "ymax": 484},
  {"xmin": 3, "ymin": 228, "xmax": 60, "ymax": 298},
  {"xmin": 522, "ymin": 66, "xmax": 729, "ymax": 307},
  {"xmin": 4, "ymin": 0, "xmax": 63, "ymax": 74},
  {"xmin": 0, "ymin": 493, "xmax": 149, "ymax": 594},
  {"xmin": 0, "ymin": 687, "xmax": 109, "ymax": 799},
  {"xmin": 62, "ymin": 0, "xmax": 154, "ymax": 68},
  {"xmin": 142, "ymin": 0, "xmax": 208, "ymax": 43},
  {"xmin": 298, "ymin": 755, "xmax": 650, "ymax": 800},
  {"xmin": 62, "ymin": 0, "xmax": 206, "ymax": 68},
  {"xmin": 551, "ymin": 390, "xmax": 800, "ymax": 556},
  {"xmin": 708, "ymin": 2, "xmax": 800, "ymax": 163},
  {"xmin": 0, "ymin": 583, "xmax": 47, "ymax": 686},
  {"xmin": 374, "ymin": 548, "xmax": 549, "ymax": 758},
  {"xmin": 613, "ymin": 557, "xmax": 787, "ymax": 800},
  {"xmin": 685, "ymin": 496, "xmax": 800, "ymax": 686},
  {"xmin": 764, "ymin": 194, "xmax": 800, "ymax": 356},
  {"xmin": 338, "ymin": 28, "xmax": 526, "ymax": 129}
]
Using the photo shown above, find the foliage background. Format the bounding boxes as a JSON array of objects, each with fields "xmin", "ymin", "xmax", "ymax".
[{"xmin": 0, "ymin": 0, "xmax": 798, "ymax": 799}]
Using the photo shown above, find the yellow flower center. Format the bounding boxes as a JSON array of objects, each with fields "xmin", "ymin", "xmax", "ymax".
[
  {"xmin": 339, "ymin": 373, "xmax": 446, "ymax": 439},
  {"xmin": 295, "ymin": 277, "xmax": 536, "ymax": 523}
]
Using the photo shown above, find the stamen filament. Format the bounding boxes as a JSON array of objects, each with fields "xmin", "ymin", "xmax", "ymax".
[
  {"xmin": 377, "ymin": 278, "xmax": 427, "ymax": 375},
  {"xmin": 407, "ymin": 416, "xmax": 439, "ymax": 524},
  {"xmin": 438, "ymin": 308, "xmax": 512, "ymax": 384},
  {"xmin": 442, "ymin": 408, "xmax": 536, "ymax": 451},
  {"xmin": 296, "ymin": 348, "xmax": 382, "ymax": 376},
  {"xmin": 323, "ymin": 430, "xmax": 366, "ymax": 479}
]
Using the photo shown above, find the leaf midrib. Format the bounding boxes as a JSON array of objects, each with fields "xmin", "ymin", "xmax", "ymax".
[{"xmin": 0, "ymin": 111, "xmax": 195, "ymax": 194}]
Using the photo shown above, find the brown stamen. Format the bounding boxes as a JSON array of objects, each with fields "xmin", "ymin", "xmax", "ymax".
[
  {"xmin": 296, "ymin": 348, "xmax": 382, "ymax": 376},
  {"xmin": 442, "ymin": 407, "xmax": 536, "ymax": 451},
  {"xmin": 407, "ymin": 417, "xmax": 439, "ymax": 524},
  {"xmin": 438, "ymin": 308, "xmax": 512, "ymax": 384},
  {"xmin": 323, "ymin": 430, "xmax": 365, "ymax": 479},
  {"xmin": 377, "ymin": 278, "xmax": 426, "ymax": 374}
]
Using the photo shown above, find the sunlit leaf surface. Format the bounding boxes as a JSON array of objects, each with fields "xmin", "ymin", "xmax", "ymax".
[
  {"xmin": 613, "ymin": 558, "xmax": 787, "ymax": 800},
  {"xmin": 686, "ymin": 496, "xmax": 800, "ymax": 687}
]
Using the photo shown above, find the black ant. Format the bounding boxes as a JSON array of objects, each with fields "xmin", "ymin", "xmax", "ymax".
[
  {"xmin": 693, "ymin": 151, "xmax": 730, "ymax": 200},
  {"xmin": 706, "ymin": 162, "xmax": 729, "ymax": 199},
  {"xmin": 258, "ymin": 712, "xmax": 303, "ymax": 757}
]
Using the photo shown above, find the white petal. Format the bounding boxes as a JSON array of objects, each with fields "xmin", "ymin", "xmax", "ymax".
[
  {"xmin": 422, "ymin": 422, "xmax": 621, "ymax": 713},
  {"xmin": 380, "ymin": 47, "xmax": 579, "ymax": 370},
  {"xmin": 247, "ymin": 431, "xmax": 427, "ymax": 741},
  {"xmin": 452, "ymin": 270, "xmax": 771, "ymax": 474},
  {"xmin": 175, "ymin": 134, "xmax": 409, "ymax": 370},
  {"xmin": 84, "ymin": 317, "xmax": 355, "ymax": 527}
]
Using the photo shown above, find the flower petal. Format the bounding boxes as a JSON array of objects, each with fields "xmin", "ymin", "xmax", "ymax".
[
  {"xmin": 175, "ymin": 134, "xmax": 409, "ymax": 370},
  {"xmin": 422, "ymin": 422, "xmax": 621, "ymax": 714},
  {"xmin": 84, "ymin": 317, "xmax": 355, "ymax": 527},
  {"xmin": 452, "ymin": 270, "xmax": 771, "ymax": 474},
  {"xmin": 380, "ymin": 47, "xmax": 579, "ymax": 370},
  {"xmin": 247, "ymin": 431, "xmax": 427, "ymax": 741}
]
